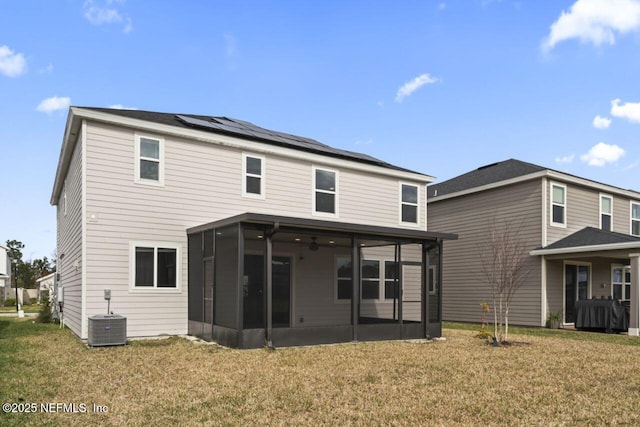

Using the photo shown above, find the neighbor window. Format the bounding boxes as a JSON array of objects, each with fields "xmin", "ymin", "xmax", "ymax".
[
  {"xmin": 612, "ymin": 266, "xmax": 630, "ymax": 302},
  {"xmin": 135, "ymin": 135, "xmax": 164, "ymax": 185},
  {"xmin": 400, "ymin": 183, "xmax": 419, "ymax": 224},
  {"xmin": 314, "ymin": 167, "xmax": 337, "ymax": 215},
  {"xmin": 131, "ymin": 242, "xmax": 179, "ymax": 290},
  {"xmin": 242, "ymin": 153, "xmax": 265, "ymax": 198},
  {"xmin": 632, "ymin": 202, "xmax": 640, "ymax": 236},
  {"xmin": 551, "ymin": 183, "xmax": 566, "ymax": 226},
  {"xmin": 600, "ymin": 195, "xmax": 612, "ymax": 231}
]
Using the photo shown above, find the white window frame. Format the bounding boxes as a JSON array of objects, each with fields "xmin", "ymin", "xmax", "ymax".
[
  {"xmin": 335, "ymin": 256, "xmax": 407, "ymax": 304},
  {"xmin": 600, "ymin": 194, "xmax": 613, "ymax": 231},
  {"xmin": 550, "ymin": 182, "xmax": 567, "ymax": 228},
  {"xmin": 399, "ymin": 182, "xmax": 420, "ymax": 226},
  {"xmin": 631, "ymin": 201, "xmax": 640, "ymax": 237},
  {"xmin": 312, "ymin": 166, "xmax": 338, "ymax": 217},
  {"xmin": 242, "ymin": 153, "xmax": 265, "ymax": 199},
  {"xmin": 611, "ymin": 264, "xmax": 631, "ymax": 302},
  {"xmin": 129, "ymin": 241, "xmax": 181, "ymax": 293},
  {"xmin": 134, "ymin": 134, "xmax": 165, "ymax": 186}
]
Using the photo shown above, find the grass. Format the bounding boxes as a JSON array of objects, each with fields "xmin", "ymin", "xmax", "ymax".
[
  {"xmin": 2, "ymin": 319, "xmax": 640, "ymax": 426},
  {"xmin": 0, "ymin": 305, "xmax": 41, "ymax": 314}
]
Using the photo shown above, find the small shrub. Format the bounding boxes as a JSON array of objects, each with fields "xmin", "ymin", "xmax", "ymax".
[
  {"xmin": 4, "ymin": 298, "xmax": 16, "ymax": 307},
  {"xmin": 37, "ymin": 291, "xmax": 52, "ymax": 323}
]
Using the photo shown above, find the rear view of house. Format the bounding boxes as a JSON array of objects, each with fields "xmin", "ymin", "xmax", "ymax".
[
  {"xmin": 428, "ymin": 159, "xmax": 640, "ymax": 335},
  {"xmin": 51, "ymin": 107, "xmax": 455, "ymax": 348}
]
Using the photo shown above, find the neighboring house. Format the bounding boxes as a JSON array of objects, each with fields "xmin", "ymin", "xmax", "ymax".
[
  {"xmin": 0, "ymin": 245, "xmax": 9, "ymax": 301},
  {"xmin": 36, "ymin": 272, "xmax": 56, "ymax": 303},
  {"xmin": 51, "ymin": 107, "xmax": 455, "ymax": 348},
  {"xmin": 427, "ymin": 159, "xmax": 640, "ymax": 335}
]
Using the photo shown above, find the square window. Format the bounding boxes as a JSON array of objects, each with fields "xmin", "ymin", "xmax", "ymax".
[{"xmin": 132, "ymin": 243, "xmax": 179, "ymax": 290}]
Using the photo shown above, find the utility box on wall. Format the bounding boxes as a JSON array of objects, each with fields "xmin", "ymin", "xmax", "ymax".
[{"xmin": 88, "ymin": 314, "xmax": 127, "ymax": 347}]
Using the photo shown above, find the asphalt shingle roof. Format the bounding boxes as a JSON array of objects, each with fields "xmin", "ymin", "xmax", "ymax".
[
  {"xmin": 80, "ymin": 107, "xmax": 420, "ymax": 175},
  {"xmin": 541, "ymin": 227, "xmax": 640, "ymax": 250},
  {"xmin": 427, "ymin": 159, "xmax": 545, "ymax": 198}
]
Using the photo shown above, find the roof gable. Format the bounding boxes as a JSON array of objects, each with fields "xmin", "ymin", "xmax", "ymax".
[
  {"xmin": 542, "ymin": 227, "xmax": 640, "ymax": 251},
  {"xmin": 428, "ymin": 159, "xmax": 545, "ymax": 198}
]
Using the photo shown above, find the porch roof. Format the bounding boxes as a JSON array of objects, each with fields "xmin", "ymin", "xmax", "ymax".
[
  {"xmin": 187, "ymin": 212, "xmax": 457, "ymax": 242},
  {"xmin": 530, "ymin": 227, "xmax": 640, "ymax": 256}
]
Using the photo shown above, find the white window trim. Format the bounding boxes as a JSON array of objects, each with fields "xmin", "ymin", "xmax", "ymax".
[
  {"xmin": 312, "ymin": 166, "xmax": 339, "ymax": 217},
  {"xmin": 134, "ymin": 134, "xmax": 165, "ymax": 187},
  {"xmin": 334, "ymin": 255, "xmax": 404, "ymax": 304},
  {"xmin": 599, "ymin": 193, "xmax": 613, "ymax": 231},
  {"xmin": 631, "ymin": 200, "xmax": 640, "ymax": 236},
  {"xmin": 242, "ymin": 153, "xmax": 266, "ymax": 199},
  {"xmin": 129, "ymin": 241, "xmax": 181, "ymax": 293},
  {"xmin": 399, "ymin": 182, "xmax": 420, "ymax": 227},
  {"xmin": 611, "ymin": 264, "xmax": 631, "ymax": 302},
  {"xmin": 550, "ymin": 182, "xmax": 567, "ymax": 228}
]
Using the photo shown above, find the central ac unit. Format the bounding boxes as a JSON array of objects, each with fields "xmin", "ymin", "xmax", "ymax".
[{"xmin": 88, "ymin": 314, "xmax": 127, "ymax": 347}]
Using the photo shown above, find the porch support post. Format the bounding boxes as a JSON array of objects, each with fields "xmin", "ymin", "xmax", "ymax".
[
  {"xmin": 423, "ymin": 242, "xmax": 429, "ymax": 338},
  {"xmin": 629, "ymin": 253, "xmax": 640, "ymax": 336},
  {"xmin": 351, "ymin": 236, "xmax": 360, "ymax": 342},
  {"xmin": 265, "ymin": 230, "xmax": 274, "ymax": 347},
  {"xmin": 397, "ymin": 244, "xmax": 403, "ymax": 338}
]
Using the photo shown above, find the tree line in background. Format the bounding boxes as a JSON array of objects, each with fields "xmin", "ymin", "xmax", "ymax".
[{"xmin": 5, "ymin": 239, "xmax": 55, "ymax": 289}]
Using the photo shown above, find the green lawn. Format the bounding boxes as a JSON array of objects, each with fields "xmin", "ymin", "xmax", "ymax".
[
  {"xmin": 2, "ymin": 319, "xmax": 640, "ymax": 426},
  {"xmin": 0, "ymin": 304, "xmax": 41, "ymax": 314}
]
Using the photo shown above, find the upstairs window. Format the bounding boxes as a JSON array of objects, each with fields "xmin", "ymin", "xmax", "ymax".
[
  {"xmin": 313, "ymin": 167, "xmax": 337, "ymax": 215},
  {"xmin": 600, "ymin": 195, "xmax": 612, "ymax": 231},
  {"xmin": 135, "ymin": 135, "xmax": 164, "ymax": 186},
  {"xmin": 242, "ymin": 153, "xmax": 265, "ymax": 198},
  {"xmin": 551, "ymin": 183, "xmax": 566, "ymax": 226},
  {"xmin": 632, "ymin": 202, "xmax": 640, "ymax": 236},
  {"xmin": 400, "ymin": 183, "xmax": 419, "ymax": 224}
]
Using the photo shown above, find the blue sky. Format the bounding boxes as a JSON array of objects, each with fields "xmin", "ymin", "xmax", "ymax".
[{"xmin": 1, "ymin": 0, "xmax": 640, "ymax": 260}]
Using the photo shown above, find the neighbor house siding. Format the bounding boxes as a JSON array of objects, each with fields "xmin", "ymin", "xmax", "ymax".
[
  {"xmin": 82, "ymin": 120, "xmax": 427, "ymax": 337},
  {"xmin": 56, "ymin": 133, "xmax": 84, "ymax": 338},
  {"xmin": 428, "ymin": 179, "xmax": 543, "ymax": 326}
]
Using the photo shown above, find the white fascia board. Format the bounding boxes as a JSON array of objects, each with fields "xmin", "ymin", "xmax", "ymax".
[
  {"xmin": 428, "ymin": 171, "xmax": 548, "ymax": 203},
  {"xmin": 50, "ymin": 108, "xmax": 82, "ymax": 205},
  {"xmin": 64, "ymin": 107, "xmax": 434, "ymax": 183},
  {"xmin": 530, "ymin": 241, "xmax": 640, "ymax": 256},
  {"xmin": 428, "ymin": 169, "xmax": 640, "ymax": 204}
]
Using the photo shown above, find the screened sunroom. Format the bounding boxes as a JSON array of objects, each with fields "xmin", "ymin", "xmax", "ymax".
[{"xmin": 187, "ymin": 213, "xmax": 456, "ymax": 349}]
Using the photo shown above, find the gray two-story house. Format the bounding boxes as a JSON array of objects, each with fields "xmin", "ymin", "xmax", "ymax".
[
  {"xmin": 428, "ymin": 159, "xmax": 640, "ymax": 335},
  {"xmin": 51, "ymin": 107, "xmax": 455, "ymax": 348}
]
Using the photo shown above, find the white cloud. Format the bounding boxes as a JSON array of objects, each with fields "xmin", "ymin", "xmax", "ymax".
[
  {"xmin": 555, "ymin": 154, "xmax": 575, "ymax": 164},
  {"xmin": 36, "ymin": 96, "xmax": 71, "ymax": 114},
  {"xmin": 542, "ymin": 0, "xmax": 640, "ymax": 52},
  {"xmin": 0, "ymin": 45, "xmax": 27, "ymax": 77},
  {"xmin": 580, "ymin": 142, "xmax": 625, "ymax": 166},
  {"xmin": 611, "ymin": 98, "xmax": 640, "ymax": 123},
  {"xmin": 395, "ymin": 73, "xmax": 439, "ymax": 103},
  {"xmin": 108, "ymin": 104, "xmax": 137, "ymax": 110},
  {"xmin": 592, "ymin": 115, "xmax": 611, "ymax": 129},
  {"xmin": 83, "ymin": 0, "xmax": 133, "ymax": 34}
]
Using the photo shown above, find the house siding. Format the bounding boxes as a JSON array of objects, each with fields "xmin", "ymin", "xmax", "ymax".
[
  {"xmin": 83, "ymin": 120, "xmax": 427, "ymax": 337},
  {"xmin": 56, "ymin": 133, "xmax": 84, "ymax": 338},
  {"xmin": 428, "ymin": 179, "xmax": 543, "ymax": 326}
]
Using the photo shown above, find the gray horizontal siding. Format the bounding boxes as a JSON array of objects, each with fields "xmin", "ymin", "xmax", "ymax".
[{"xmin": 428, "ymin": 180, "xmax": 543, "ymax": 326}]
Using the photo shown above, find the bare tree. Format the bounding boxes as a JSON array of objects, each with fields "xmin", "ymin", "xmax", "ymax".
[{"xmin": 480, "ymin": 220, "xmax": 529, "ymax": 343}]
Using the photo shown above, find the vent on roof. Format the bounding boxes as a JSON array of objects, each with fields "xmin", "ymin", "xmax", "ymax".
[{"xmin": 477, "ymin": 162, "xmax": 500, "ymax": 171}]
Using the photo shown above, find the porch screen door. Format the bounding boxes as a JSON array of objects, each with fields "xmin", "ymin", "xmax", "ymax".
[{"xmin": 565, "ymin": 264, "xmax": 589, "ymax": 324}]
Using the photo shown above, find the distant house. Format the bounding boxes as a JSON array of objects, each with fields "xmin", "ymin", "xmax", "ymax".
[
  {"xmin": 428, "ymin": 159, "xmax": 640, "ymax": 335},
  {"xmin": 0, "ymin": 245, "xmax": 10, "ymax": 301},
  {"xmin": 50, "ymin": 107, "xmax": 455, "ymax": 348},
  {"xmin": 36, "ymin": 272, "xmax": 56, "ymax": 303}
]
